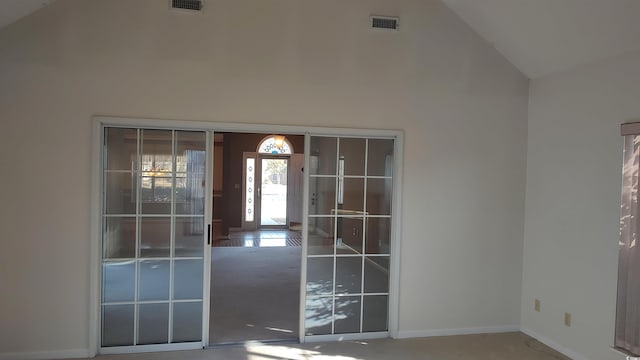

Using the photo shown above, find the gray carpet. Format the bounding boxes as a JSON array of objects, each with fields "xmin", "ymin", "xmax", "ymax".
[
  {"xmin": 209, "ymin": 246, "xmax": 301, "ymax": 344},
  {"xmin": 77, "ymin": 332, "xmax": 572, "ymax": 360}
]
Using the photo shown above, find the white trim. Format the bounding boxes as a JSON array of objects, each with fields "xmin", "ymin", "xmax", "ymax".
[
  {"xmin": 520, "ymin": 327, "xmax": 591, "ymax": 360},
  {"xmin": 388, "ymin": 133, "xmax": 403, "ymax": 339},
  {"xmin": 304, "ymin": 332, "xmax": 389, "ymax": 343},
  {"xmin": 100, "ymin": 342, "xmax": 202, "ymax": 355},
  {"xmin": 94, "ymin": 116, "xmax": 402, "ymax": 138},
  {"xmin": 92, "ymin": 116, "xmax": 404, "ymax": 352},
  {"xmin": 0, "ymin": 349, "xmax": 90, "ymax": 360},
  {"xmin": 89, "ymin": 118, "xmax": 103, "ymax": 356},
  {"xmin": 299, "ymin": 132, "xmax": 311, "ymax": 343},
  {"xmin": 202, "ymin": 130, "xmax": 214, "ymax": 347},
  {"xmin": 94, "ymin": 122, "xmax": 211, "ymax": 352},
  {"xmin": 396, "ymin": 326, "xmax": 520, "ymax": 339}
]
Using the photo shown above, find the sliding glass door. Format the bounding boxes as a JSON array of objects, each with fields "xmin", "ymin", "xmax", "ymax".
[
  {"xmin": 101, "ymin": 128, "xmax": 208, "ymax": 349},
  {"xmin": 305, "ymin": 136, "xmax": 394, "ymax": 337}
]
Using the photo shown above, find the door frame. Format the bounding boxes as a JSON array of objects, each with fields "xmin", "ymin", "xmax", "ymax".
[
  {"xmin": 92, "ymin": 121, "xmax": 214, "ymax": 355},
  {"xmin": 90, "ymin": 116, "xmax": 404, "ymax": 355}
]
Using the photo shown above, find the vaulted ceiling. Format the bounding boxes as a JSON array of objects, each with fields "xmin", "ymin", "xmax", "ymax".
[
  {"xmin": 440, "ymin": 0, "xmax": 640, "ymax": 78},
  {"xmin": 0, "ymin": 0, "xmax": 54, "ymax": 29},
  {"xmin": 2, "ymin": 0, "xmax": 640, "ymax": 79}
]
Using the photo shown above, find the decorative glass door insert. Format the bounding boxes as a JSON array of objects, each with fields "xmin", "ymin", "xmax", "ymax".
[{"xmin": 101, "ymin": 128, "xmax": 207, "ymax": 347}]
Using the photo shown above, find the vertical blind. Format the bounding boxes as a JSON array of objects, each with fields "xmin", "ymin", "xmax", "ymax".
[{"xmin": 616, "ymin": 123, "xmax": 640, "ymax": 356}]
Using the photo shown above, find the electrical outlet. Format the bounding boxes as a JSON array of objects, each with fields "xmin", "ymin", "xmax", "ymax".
[
  {"xmin": 534, "ymin": 299, "xmax": 540, "ymax": 312},
  {"xmin": 564, "ymin": 312, "xmax": 571, "ymax": 327}
]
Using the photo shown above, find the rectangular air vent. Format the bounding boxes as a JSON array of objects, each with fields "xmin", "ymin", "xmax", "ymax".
[
  {"xmin": 172, "ymin": 0, "xmax": 203, "ymax": 11},
  {"xmin": 371, "ymin": 16, "xmax": 399, "ymax": 31}
]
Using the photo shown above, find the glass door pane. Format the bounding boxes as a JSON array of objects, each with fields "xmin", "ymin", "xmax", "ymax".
[
  {"xmin": 305, "ymin": 136, "xmax": 393, "ymax": 337},
  {"xmin": 101, "ymin": 128, "xmax": 207, "ymax": 348},
  {"xmin": 259, "ymin": 158, "xmax": 288, "ymax": 227}
]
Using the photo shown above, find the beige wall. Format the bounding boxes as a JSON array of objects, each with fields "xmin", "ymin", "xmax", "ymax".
[
  {"xmin": 0, "ymin": 0, "xmax": 528, "ymax": 356},
  {"xmin": 523, "ymin": 49, "xmax": 640, "ymax": 360}
]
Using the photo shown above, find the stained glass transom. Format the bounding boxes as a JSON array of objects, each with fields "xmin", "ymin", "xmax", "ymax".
[{"xmin": 257, "ymin": 136, "xmax": 293, "ymax": 154}]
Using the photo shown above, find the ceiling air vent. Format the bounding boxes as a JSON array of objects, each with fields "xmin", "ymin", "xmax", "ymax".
[
  {"xmin": 171, "ymin": 0, "xmax": 203, "ymax": 11},
  {"xmin": 371, "ymin": 16, "xmax": 399, "ymax": 31}
]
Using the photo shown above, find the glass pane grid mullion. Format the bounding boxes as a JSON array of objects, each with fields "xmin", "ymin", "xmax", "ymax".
[
  {"xmin": 105, "ymin": 256, "xmax": 203, "ymax": 261},
  {"xmin": 307, "ymin": 292, "xmax": 389, "ymax": 299},
  {"xmin": 170, "ymin": 298, "xmax": 202, "ymax": 303},
  {"xmin": 330, "ymin": 138, "xmax": 340, "ymax": 335},
  {"xmin": 103, "ymin": 258, "xmax": 137, "ymax": 263},
  {"xmin": 105, "ymin": 300, "xmax": 165, "ymax": 306},
  {"xmin": 104, "ymin": 214, "xmax": 173, "ymax": 218},
  {"xmin": 134, "ymin": 128, "xmax": 141, "ymax": 346},
  {"xmin": 360, "ymin": 139, "xmax": 369, "ymax": 333},
  {"xmin": 168, "ymin": 130, "xmax": 176, "ymax": 344},
  {"xmin": 307, "ymin": 254, "xmax": 390, "ymax": 259},
  {"xmin": 364, "ymin": 175, "xmax": 392, "ymax": 179}
]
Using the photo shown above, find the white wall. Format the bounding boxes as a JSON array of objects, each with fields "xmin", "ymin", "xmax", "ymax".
[
  {"xmin": 0, "ymin": 0, "xmax": 528, "ymax": 356},
  {"xmin": 522, "ymin": 49, "xmax": 640, "ymax": 360}
]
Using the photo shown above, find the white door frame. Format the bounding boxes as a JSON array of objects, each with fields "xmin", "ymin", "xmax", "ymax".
[
  {"xmin": 90, "ymin": 116, "xmax": 404, "ymax": 356},
  {"xmin": 91, "ymin": 121, "xmax": 214, "ymax": 355}
]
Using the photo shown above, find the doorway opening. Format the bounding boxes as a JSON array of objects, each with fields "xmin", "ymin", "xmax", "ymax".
[
  {"xmin": 259, "ymin": 157, "xmax": 288, "ymax": 227},
  {"xmin": 209, "ymin": 132, "xmax": 304, "ymax": 345}
]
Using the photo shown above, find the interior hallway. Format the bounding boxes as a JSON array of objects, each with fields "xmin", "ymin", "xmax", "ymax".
[
  {"xmin": 64, "ymin": 332, "xmax": 569, "ymax": 360},
  {"xmin": 210, "ymin": 230, "xmax": 302, "ymax": 344}
]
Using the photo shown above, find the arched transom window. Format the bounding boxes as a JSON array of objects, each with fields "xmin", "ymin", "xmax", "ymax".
[{"xmin": 257, "ymin": 135, "xmax": 293, "ymax": 154}]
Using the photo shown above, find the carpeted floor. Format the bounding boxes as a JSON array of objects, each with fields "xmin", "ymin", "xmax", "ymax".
[
  {"xmin": 209, "ymin": 246, "xmax": 301, "ymax": 344},
  {"xmin": 71, "ymin": 332, "xmax": 571, "ymax": 360}
]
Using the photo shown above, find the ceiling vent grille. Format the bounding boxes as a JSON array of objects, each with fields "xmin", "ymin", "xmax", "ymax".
[
  {"xmin": 371, "ymin": 16, "xmax": 399, "ymax": 31},
  {"xmin": 172, "ymin": 0, "xmax": 203, "ymax": 11}
]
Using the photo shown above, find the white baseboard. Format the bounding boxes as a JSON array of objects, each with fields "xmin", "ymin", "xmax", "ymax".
[
  {"xmin": 0, "ymin": 348, "xmax": 90, "ymax": 360},
  {"xmin": 521, "ymin": 327, "xmax": 590, "ymax": 360},
  {"xmin": 396, "ymin": 325, "xmax": 520, "ymax": 339}
]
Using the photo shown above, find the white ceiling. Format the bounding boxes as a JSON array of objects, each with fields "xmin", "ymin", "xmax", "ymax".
[
  {"xmin": 0, "ymin": 0, "xmax": 54, "ymax": 29},
  {"xmin": 2, "ymin": 0, "xmax": 640, "ymax": 79},
  {"xmin": 441, "ymin": 0, "xmax": 640, "ymax": 78}
]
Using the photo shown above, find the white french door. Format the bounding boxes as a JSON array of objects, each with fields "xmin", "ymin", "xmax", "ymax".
[{"xmin": 100, "ymin": 127, "xmax": 211, "ymax": 352}]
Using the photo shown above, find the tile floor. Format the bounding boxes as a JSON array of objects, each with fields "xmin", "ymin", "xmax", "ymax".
[{"xmin": 213, "ymin": 230, "xmax": 302, "ymax": 247}]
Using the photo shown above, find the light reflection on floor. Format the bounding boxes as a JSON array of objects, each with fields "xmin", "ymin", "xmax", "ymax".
[
  {"xmin": 213, "ymin": 230, "xmax": 302, "ymax": 247},
  {"xmin": 243, "ymin": 343, "xmax": 363, "ymax": 360}
]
